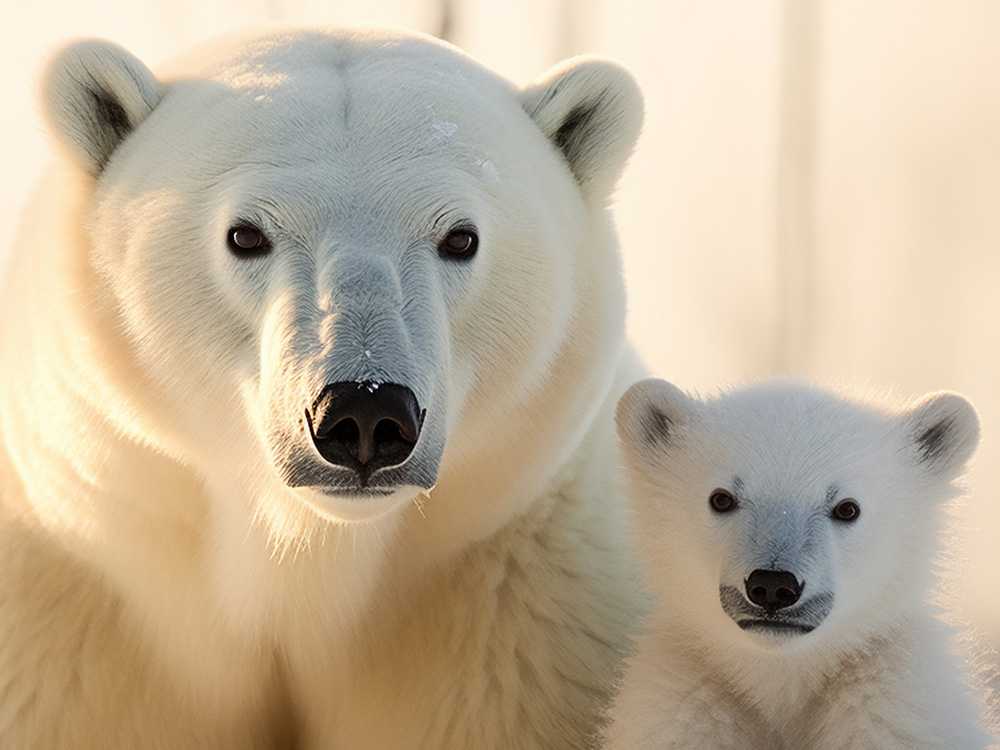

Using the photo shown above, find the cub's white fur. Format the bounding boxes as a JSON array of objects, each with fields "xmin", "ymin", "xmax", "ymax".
[
  {"xmin": 606, "ymin": 378, "xmax": 999, "ymax": 750},
  {"xmin": 0, "ymin": 27, "xmax": 644, "ymax": 748}
]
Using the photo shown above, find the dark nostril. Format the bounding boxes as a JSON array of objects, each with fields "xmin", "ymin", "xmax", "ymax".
[
  {"xmin": 325, "ymin": 416, "xmax": 360, "ymax": 444},
  {"xmin": 776, "ymin": 586, "xmax": 798, "ymax": 604},
  {"xmin": 744, "ymin": 569, "xmax": 804, "ymax": 614},
  {"xmin": 374, "ymin": 418, "xmax": 407, "ymax": 446},
  {"xmin": 306, "ymin": 381, "xmax": 425, "ymax": 483}
]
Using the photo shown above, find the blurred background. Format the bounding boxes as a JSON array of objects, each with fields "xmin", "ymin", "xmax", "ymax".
[{"xmin": 2, "ymin": 0, "xmax": 998, "ymax": 666}]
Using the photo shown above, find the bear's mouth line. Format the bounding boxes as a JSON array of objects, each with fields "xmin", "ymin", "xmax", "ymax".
[
  {"xmin": 281, "ymin": 459, "xmax": 428, "ymax": 494},
  {"xmin": 269, "ymin": 433, "xmax": 439, "ymax": 494},
  {"xmin": 311, "ymin": 485, "xmax": 396, "ymax": 498}
]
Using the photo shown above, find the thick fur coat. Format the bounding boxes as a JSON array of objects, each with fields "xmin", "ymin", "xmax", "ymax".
[{"xmin": 0, "ymin": 27, "xmax": 644, "ymax": 748}]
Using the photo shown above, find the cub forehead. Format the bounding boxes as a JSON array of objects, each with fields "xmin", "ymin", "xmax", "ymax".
[
  {"xmin": 618, "ymin": 379, "xmax": 897, "ymax": 483},
  {"xmin": 707, "ymin": 388, "xmax": 887, "ymax": 452},
  {"xmin": 685, "ymin": 381, "xmax": 890, "ymax": 451}
]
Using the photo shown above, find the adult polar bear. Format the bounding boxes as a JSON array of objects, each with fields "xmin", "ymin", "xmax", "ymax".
[{"xmin": 0, "ymin": 26, "xmax": 644, "ymax": 749}]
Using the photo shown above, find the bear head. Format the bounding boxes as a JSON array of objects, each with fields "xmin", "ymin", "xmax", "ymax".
[{"xmin": 32, "ymin": 28, "xmax": 642, "ymax": 540}]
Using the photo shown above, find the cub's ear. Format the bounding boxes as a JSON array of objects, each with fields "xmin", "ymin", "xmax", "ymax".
[
  {"xmin": 42, "ymin": 39, "xmax": 163, "ymax": 176},
  {"xmin": 901, "ymin": 391, "xmax": 980, "ymax": 480},
  {"xmin": 615, "ymin": 378, "xmax": 696, "ymax": 460},
  {"xmin": 521, "ymin": 56, "xmax": 643, "ymax": 202}
]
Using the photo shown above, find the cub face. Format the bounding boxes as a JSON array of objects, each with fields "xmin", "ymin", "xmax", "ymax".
[
  {"xmin": 616, "ymin": 379, "xmax": 979, "ymax": 650},
  {"xmin": 41, "ymin": 29, "xmax": 641, "ymax": 525}
]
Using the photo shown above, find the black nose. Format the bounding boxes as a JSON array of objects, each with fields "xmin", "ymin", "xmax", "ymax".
[
  {"xmin": 744, "ymin": 569, "xmax": 804, "ymax": 614},
  {"xmin": 306, "ymin": 381, "xmax": 424, "ymax": 484}
]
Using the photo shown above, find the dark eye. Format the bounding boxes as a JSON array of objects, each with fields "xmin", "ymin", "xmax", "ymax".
[
  {"xmin": 709, "ymin": 489, "xmax": 738, "ymax": 514},
  {"xmin": 831, "ymin": 498, "xmax": 861, "ymax": 522},
  {"xmin": 227, "ymin": 223, "xmax": 272, "ymax": 257},
  {"xmin": 438, "ymin": 226, "xmax": 478, "ymax": 260}
]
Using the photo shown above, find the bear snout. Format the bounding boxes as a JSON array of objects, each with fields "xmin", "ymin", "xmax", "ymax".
[
  {"xmin": 744, "ymin": 569, "xmax": 804, "ymax": 614},
  {"xmin": 306, "ymin": 381, "xmax": 426, "ymax": 485}
]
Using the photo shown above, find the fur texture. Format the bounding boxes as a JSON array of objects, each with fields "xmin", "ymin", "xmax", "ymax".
[
  {"xmin": 0, "ymin": 26, "xmax": 644, "ymax": 748},
  {"xmin": 605, "ymin": 378, "xmax": 999, "ymax": 750}
]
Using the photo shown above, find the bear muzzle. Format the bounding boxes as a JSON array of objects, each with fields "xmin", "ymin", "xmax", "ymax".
[{"xmin": 305, "ymin": 381, "xmax": 426, "ymax": 486}]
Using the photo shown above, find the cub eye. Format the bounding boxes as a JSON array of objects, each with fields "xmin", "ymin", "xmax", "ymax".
[
  {"xmin": 709, "ymin": 489, "xmax": 738, "ymax": 514},
  {"xmin": 438, "ymin": 226, "xmax": 479, "ymax": 260},
  {"xmin": 227, "ymin": 223, "xmax": 272, "ymax": 257},
  {"xmin": 831, "ymin": 498, "xmax": 861, "ymax": 523}
]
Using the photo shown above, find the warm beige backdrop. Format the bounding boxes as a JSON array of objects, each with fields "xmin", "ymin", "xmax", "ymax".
[{"xmin": 2, "ymin": 1, "xmax": 998, "ymax": 661}]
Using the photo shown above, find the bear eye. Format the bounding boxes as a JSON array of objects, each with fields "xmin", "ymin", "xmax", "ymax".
[
  {"xmin": 227, "ymin": 223, "xmax": 272, "ymax": 257},
  {"xmin": 438, "ymin": 226, "xmax": 479, "ymax": 260},
  {"xmin": 709, "ymin": 489, "xmax": 738, "ymax": 514},
  {"xmin": 831, "ymin": 498, "xmax": 861, "ymax": 523}
]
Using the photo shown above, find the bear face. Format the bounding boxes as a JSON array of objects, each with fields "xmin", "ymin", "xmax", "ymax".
[
  {"xmin": 615, "ymin": 379, "xmax": 980, "ymax": 655},
  {"xmin": 37, "ymin": 28, "xmax": 642, "ymax": 529}
]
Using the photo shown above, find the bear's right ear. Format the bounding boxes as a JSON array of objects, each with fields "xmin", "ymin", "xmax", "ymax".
[
  {"xmin": 521, "ymin": 56, "xmax": 643, "ymax": 203},
  {"xmin": 615, "ymin": 378, "xmax": 697, "ymax": 460},
  {"xmin": 41, "ymin": 39, "xmax": 163, "ymax": 176}
]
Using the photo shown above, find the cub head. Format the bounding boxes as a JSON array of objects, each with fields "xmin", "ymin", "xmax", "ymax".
[
  {"xmin": 39, "ymin": 29, "xmax": 642, "ymax": 531},
  {"xmin": 616, "ymin": 378, "xmax": 979, "ymax": 650}
]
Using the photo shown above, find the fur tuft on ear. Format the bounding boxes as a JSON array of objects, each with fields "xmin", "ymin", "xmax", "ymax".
[
  {"xmin": 615, "ymin": 378, "xmax": 695, "ymax": 458},
  {"xmin": 521, "ymin": 56, "xmax": 643, "ymax": 202},
  {"xmin": 42, "ymin": 39, "xmax": 163, "ymax": 175},
  {"xmin": 901, "ymin": 391, "xmax": 980, "ymax": 479}
]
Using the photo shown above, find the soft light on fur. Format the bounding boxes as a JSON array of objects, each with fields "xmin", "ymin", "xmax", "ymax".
[{"xmin": 0, "ymin": 26, "xmax": 644, "ymax": 748}]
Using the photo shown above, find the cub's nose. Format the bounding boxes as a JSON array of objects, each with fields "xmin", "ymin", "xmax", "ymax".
[
  {"xmin": 744, "ymin": 569, "xmax": 804, "ymax": 614},
  {"xmin": 306, "ymin": 381, "xmax": 424, "ymax": 484}
]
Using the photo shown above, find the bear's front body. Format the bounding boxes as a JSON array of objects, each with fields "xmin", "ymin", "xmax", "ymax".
[
  {"xmin": 606, "ymin": 379, "xmax": 999, "ymax": 750},
  {"xmin": 0, "ymin": 27, "xmax": 644, "ymax": 748}
]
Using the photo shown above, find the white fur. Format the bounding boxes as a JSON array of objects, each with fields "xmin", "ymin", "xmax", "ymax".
[
  {"xmin": 606, "ymin": 378, "xmax": 999, "ymax": 750},
  {"xmin": 0, "ymin": 26, "xmax": 644, "ymax": 748}
]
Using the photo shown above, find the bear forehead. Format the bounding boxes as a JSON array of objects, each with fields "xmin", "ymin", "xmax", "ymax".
[
  {"xmin": 133, "ymin": 29, "xmax": 529, "ymax": 190},
  {"xmin": 161, "ymin": 28, "xmax": 515, "ymax": 119}
]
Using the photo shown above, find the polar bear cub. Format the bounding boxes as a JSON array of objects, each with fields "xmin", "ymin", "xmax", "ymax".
[{"xmin": 606, "ymin": 378, "xmax": 998, "ymax": 750}]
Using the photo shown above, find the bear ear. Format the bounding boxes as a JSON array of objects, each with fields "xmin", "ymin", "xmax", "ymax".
[
  {"xmin": 900, "ymin": 391, "xmax": 980, "ymax": 480},
  {"xmin": 615, "ymin": 378, "xmax": 697, "ymax": 459},
  {"xmin": 521, "ymin": 56, "xmax": 643, "ymax": 202},
  {"xmin": 41, "ymin": 39, "xmax": 163, "ymax": 176}
]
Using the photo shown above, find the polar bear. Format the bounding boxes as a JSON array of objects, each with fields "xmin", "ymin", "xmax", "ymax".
[
  {"xmin": 0, "ymin": 27, "xmax": 644, "ymax": 749},
  {"xmin": 606, "ymin": 378, "xmax": 999, "ymax": 750}
]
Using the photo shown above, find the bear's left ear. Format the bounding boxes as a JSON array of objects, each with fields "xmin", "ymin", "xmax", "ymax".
[
  {"xmin": 521, "ymin": 56, "xmax": 643, "ymax": 202},
  {"xmin": 900, "ymin": 391, "xmax": 980, "ymax": 480},
  {"xmin": 41, "ymin": 39, "xmax": 163, "ymax": 176}
]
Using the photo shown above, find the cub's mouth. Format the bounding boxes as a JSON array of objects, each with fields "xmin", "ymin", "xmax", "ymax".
[
  {"xmin": 719, "ymin": 585, "xmax": 834, "ymax": 638},
  {"xmin": 737, "ymin": 619, "xmax": 816, "ymax": 635}
]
